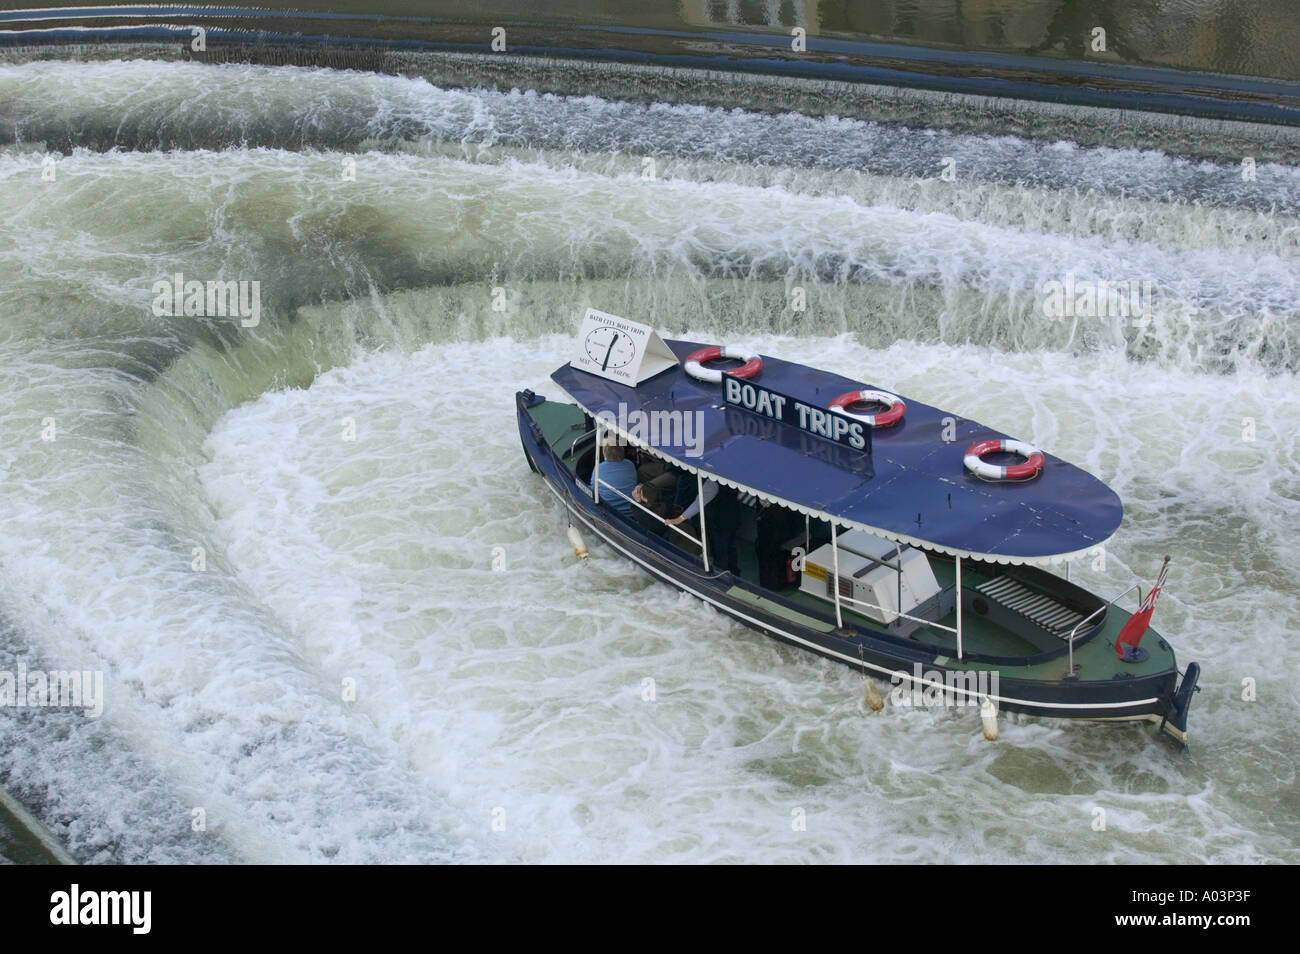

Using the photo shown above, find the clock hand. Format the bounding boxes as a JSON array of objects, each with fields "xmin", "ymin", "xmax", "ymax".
[{"xmin": 601, "ymin": 333, "xmax": 619, "ymax": 371}]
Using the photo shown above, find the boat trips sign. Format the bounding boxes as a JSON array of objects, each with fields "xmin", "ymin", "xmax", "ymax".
[
  {"xmin": 724, "ymin": 375, "xmax": 871, "ymax": 453},
  {"xmin": 570, "ymin": 308, "xmax": 679, "ymax": 385}
]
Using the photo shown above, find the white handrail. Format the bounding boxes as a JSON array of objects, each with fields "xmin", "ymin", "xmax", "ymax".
[
  {"xmin": 594, "ymin": 477, "xmax": 706, "ymax": 552},
  {"xmin": 592, "ymin": 423, "xmax": 602, "ymax": 504},
  {"xmin": 831, "ymin": 590, "xmax": 959, "ymax": 636},
  {"xmin": 830, "ymin": 523, "xmax": 844, "ymax": 629},
  {"xmin": 566, "ymin": 429, "xmax": 597, "ymax": 461},
  {"xmin": 696, "ymin": 473, "xmax": 710, "ymax": 573},
  {"xmin": 956, "ymin": 556, "xmax": 964, "ymax": 660},
  {"xmin": 1066, "ymin": 581, "xmax": 1140, "ymax": 673}
]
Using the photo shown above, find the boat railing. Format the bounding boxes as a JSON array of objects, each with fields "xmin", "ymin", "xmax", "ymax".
[
  {"xmin": 1066, "ymin": 582, "xmax": 1140, "ymax": 673},
  {"xmin": 593, "ymin": 476, "xmax": 707, "ymax": 556},
  {"xmin": 825, "ymin": 523, "xmax": 963, "ymax": 654},
  {"xmin": 831, "ymin": 591, "xmax": 959, "ymax": 637},
  {"xmin": 563, "ymin": 429, "xmax": 598, "ymax": 461}
]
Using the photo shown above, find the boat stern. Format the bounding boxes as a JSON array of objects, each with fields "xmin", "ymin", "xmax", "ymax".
[{"xmin": 1159, "ymin": 660, "xmax": 1201, "ymax": 747}]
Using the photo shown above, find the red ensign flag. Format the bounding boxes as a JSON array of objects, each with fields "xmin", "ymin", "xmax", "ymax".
[{"xmin": 1115, "ymin": 557, "xmax": 1170, "ymax": 658}]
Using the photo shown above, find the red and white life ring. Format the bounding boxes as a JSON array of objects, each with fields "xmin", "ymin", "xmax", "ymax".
[
  {"xmin": 829, "ymin": 389, "xmax": 906, "ymax": 428},
  {"xmin": 963, "ymin": 439, "xmax": 1045, "ymax": 480},
  {"xmin": 684, "ymin": 345, "xmax": 763, "ymax": 383}
]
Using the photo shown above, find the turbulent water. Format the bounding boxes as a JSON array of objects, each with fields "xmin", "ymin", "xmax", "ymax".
[{"xmin": 0, "ymin": 58, "xmax": 1298, "ymax": 864}]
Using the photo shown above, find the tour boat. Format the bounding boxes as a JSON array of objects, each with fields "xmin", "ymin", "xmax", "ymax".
[{"xmin": 516, "ymin": 331, "xmax": 1200, "ymax": 743}]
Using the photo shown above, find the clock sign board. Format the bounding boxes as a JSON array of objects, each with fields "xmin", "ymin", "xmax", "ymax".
[{"xmin": 569, "ymin": 308, "xmax": 679, "ymax": 386}]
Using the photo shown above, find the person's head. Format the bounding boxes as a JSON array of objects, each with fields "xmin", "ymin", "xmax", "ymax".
[
  {"xmin": 633, "ymin": 482, "xmax": 659, "ymax": 506},
  {"xmin": 603, "ymin": 443, "xmax": 627, "ymax": 463}
]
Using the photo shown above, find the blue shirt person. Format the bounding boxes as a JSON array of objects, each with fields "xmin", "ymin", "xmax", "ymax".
[{"xmin": 590, "ymin": 441, "xmax": 638, "ymax": 520}]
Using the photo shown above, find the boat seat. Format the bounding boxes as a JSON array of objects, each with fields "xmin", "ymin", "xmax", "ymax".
[{"xmin": 975, "ymin": 576, "xmax": 1086, "ymax": 638}]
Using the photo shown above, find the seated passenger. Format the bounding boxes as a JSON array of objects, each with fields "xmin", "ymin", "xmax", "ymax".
[
  {"xmin": 635, "ymin": 451, "xmax": 667, "ymax": 484},
  {"xmin": 632, "ymin": 483, "xmax": 668, "ymax": 536},
  {"xmin": 590, "ymin": 441, "xmax": 637, "ymax": 520},
  {"xmin": 648, "ymin": 469, "xmax": 680, "ymax": 512}
]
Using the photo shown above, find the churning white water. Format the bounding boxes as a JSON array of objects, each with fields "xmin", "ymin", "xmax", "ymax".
[{"xmin": 0, "ymin": 59, "xmax": 1297, "ymax": 863}]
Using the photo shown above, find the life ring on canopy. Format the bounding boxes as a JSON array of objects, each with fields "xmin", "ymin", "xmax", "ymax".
[
  {"xmin": 963, "ymin": 439, "xmax": 1045, "ymax": 480},
  {"xmin": 829, "ymin": 389, "xmax": 906, "ymax": 428},
  {"xmin": 684, "ymin": 345, "xmax": 762, "ymax": 383}
]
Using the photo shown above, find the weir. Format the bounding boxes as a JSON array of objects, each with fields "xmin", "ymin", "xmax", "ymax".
[
  {"xmin": 4, "ymin": 41, "xmax": 1300, "ymax": 163},
  {"xmin": 1, "ymin": 0, "xmax": 1299, "ymax": 132}
]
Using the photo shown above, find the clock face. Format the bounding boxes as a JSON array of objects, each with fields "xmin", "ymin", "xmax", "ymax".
[{"xmin": 584, "ymin": 327, "xmax": 637, "ymax": 370}]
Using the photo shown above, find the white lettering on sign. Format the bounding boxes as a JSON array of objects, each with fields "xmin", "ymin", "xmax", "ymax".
[{"xmin": 725, "ymin": 376, "xmax": 866, "ymax": 450}]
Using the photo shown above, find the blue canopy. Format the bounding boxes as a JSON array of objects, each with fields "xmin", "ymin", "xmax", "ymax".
[{"xmin": 550, "ymin": 340, "xmax": 1123, "ymax": 564}]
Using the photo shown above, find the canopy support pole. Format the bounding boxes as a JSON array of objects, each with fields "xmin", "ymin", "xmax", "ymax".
[
  {"xmin": 592, "ymin": 422, "xmax": 601, "ymax": 504},
  {"xmin": 696, "ymin": 472, "xmax": 710, "ymax": 573},
  {"xmin": 955, "ymin": 555, "xmax": 964, "ymax": 661},
  {"xmin": 897, "ymin": 548, "xmax": 903, "ymax": 629},
  {"xmin": 830, "ymin": 522, "xmax": 844, "ymax": 630}
]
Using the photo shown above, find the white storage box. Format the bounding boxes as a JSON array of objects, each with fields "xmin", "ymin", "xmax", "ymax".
[{"xmin": 800, "ymin": 532, "xmax": 941, "ymax": 625}]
